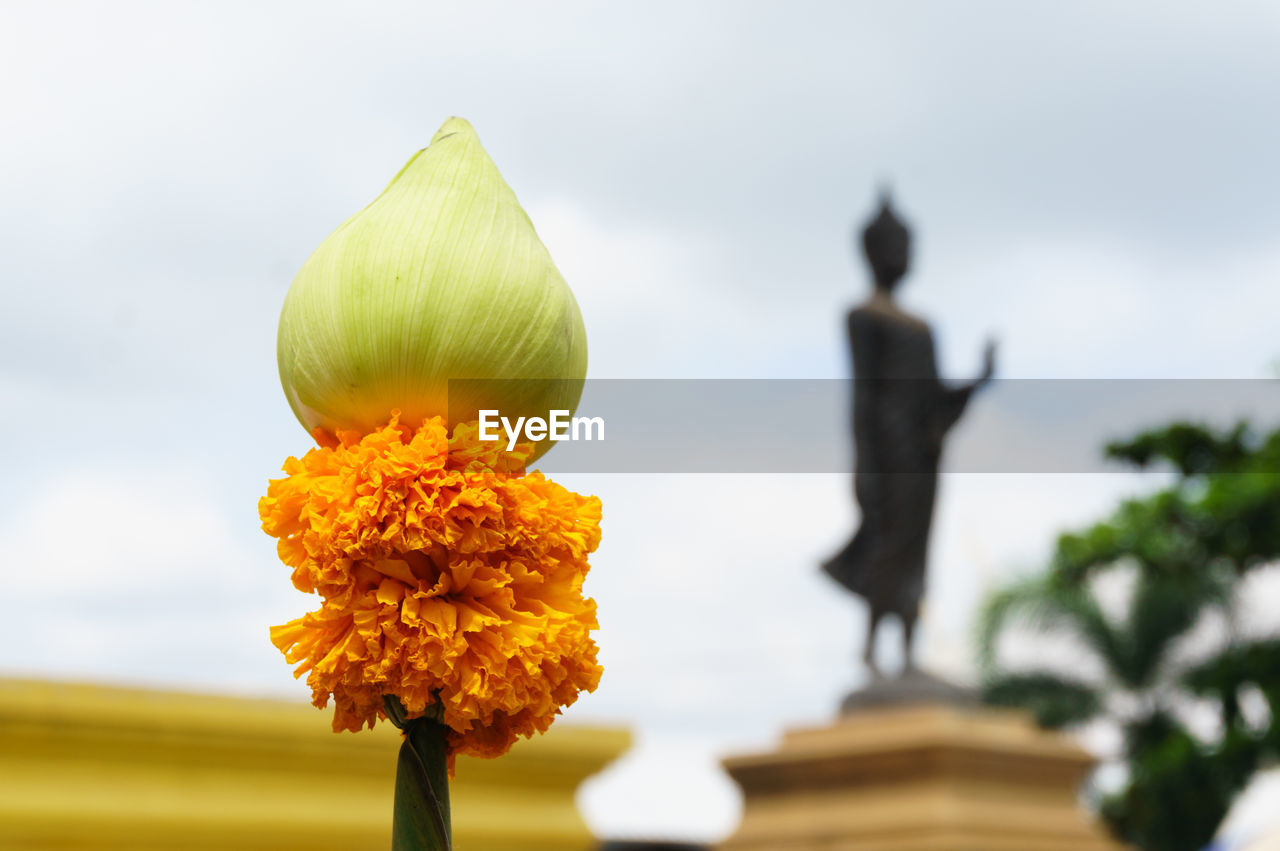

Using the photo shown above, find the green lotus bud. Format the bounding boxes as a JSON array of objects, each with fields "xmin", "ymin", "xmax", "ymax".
[{"xmin": 277, "ymin": 117, "xmax": 587, "ymax": 462}]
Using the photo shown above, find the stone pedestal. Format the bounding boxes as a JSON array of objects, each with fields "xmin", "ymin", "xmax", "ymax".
[{"xmin": 720, "ymin": 703, "xmax": 1123, "ymax": 851}]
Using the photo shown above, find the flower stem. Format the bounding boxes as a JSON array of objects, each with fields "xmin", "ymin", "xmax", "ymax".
[{"xmin": 385, "ymin": 695, "xmax": 452, "ymax": 851}]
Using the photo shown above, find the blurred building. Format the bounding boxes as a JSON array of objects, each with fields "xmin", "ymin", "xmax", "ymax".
[
  {"xmin": 0, "ymin": 678, "xmax": 1132, "ymax": 850},
  {"xmin": 599, "ymin": 839, "xmax": 711, "ymax": 844},
  {"xmin": 0, "ymin": 678, "xmax": 629, "ymax": 850},
  {"xmin": 598, "ymin": 843, "xmax": 708, "ymax": 850}
]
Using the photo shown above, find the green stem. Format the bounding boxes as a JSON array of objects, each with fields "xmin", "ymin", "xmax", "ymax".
[{"xmin": 385, "ymin": 695, "xmax": 452, "ymax": 851}]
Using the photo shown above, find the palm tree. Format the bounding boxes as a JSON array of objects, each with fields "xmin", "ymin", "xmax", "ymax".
[{"xmin": 977, "ymin": 423, "xmax": 1280, "ymax": 851}]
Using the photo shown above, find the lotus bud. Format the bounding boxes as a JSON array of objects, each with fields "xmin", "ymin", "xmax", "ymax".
[{"xmin": 277, "ymin": 117, "xmax": 587, "ymax": 462}]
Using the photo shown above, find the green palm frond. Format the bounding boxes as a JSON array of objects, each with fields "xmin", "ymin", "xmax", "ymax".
[
  {"xmin": 1183, "ymin": 637, "xmax": 1280, "ymax": 731},
  {"xmin": 1200, "ymin": 471, "xmax": 1280, "ymax": 570},
  {"xmin": 1183, "ymin": 638, "xmax": 1280, "ymax": 693},
  {"xmin": 976, "ymin": 574, "xmax": 1118, "ymax": 676},
  {"xmin": 1120, "ymin": 564, "xmax": 1235, "ymax": 689},
  {"xmin": 981, "ymin": 673, "xmax": 1102, "ymax": 729},
  {"xmin": 1102, "ymin": 723, "xmax": 1231, "ymax": 851},
  {"xmin": 979, "ymin": 421, "xmax": 1280, "ymax": 849},
  {"xmin": 1105, "ymin": 421, "xmax": 1252, "ymax": 476}
]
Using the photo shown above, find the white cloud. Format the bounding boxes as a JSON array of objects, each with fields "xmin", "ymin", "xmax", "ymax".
[{"xmin": 0, "ymin": 467, "xmax": 307, "ymax": 698}]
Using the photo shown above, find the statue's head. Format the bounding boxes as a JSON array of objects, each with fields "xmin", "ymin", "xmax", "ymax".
[{"xmin": 860, "ymin": 193, "xmax": 911, "ymax": 291}]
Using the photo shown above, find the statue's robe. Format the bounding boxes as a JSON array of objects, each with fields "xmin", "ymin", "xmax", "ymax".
[{"xmin": 822, "ymin": 298, "xmax": 973, "ymax": 618}]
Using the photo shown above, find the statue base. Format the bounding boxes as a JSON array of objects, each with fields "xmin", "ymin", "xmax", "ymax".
[
  {"xmin": 839, "ymin": 666, "xmax": 978, "ymax": 713},
  {"xmin": 718, "ymin": 702, "xmax": 1121, "ymax": 851}
]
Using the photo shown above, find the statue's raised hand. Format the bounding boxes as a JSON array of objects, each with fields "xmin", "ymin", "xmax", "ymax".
[{"xmin": 979, "ymin": 338, "xmax": 998, "ymax": 385}]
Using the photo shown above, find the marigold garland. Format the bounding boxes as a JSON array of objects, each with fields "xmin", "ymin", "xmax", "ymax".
[{"xmin": 259, "ymin": 414, "xmax": 602, "ymax": 768}]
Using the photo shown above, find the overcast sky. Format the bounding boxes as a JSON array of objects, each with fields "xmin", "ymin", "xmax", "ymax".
[{"xmin": 4, "ymin": 1, "xmax": 1280, "ymax": 843}]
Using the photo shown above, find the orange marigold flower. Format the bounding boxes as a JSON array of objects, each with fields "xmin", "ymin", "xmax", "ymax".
[{"xmin": 259, "ymin": 415, "xmax": 603, "ymax": 767}]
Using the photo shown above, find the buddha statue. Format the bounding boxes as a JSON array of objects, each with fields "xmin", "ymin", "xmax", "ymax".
[{"xmin": 822, "ymin": 194, "xmax": 995, "ymax": 679}]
